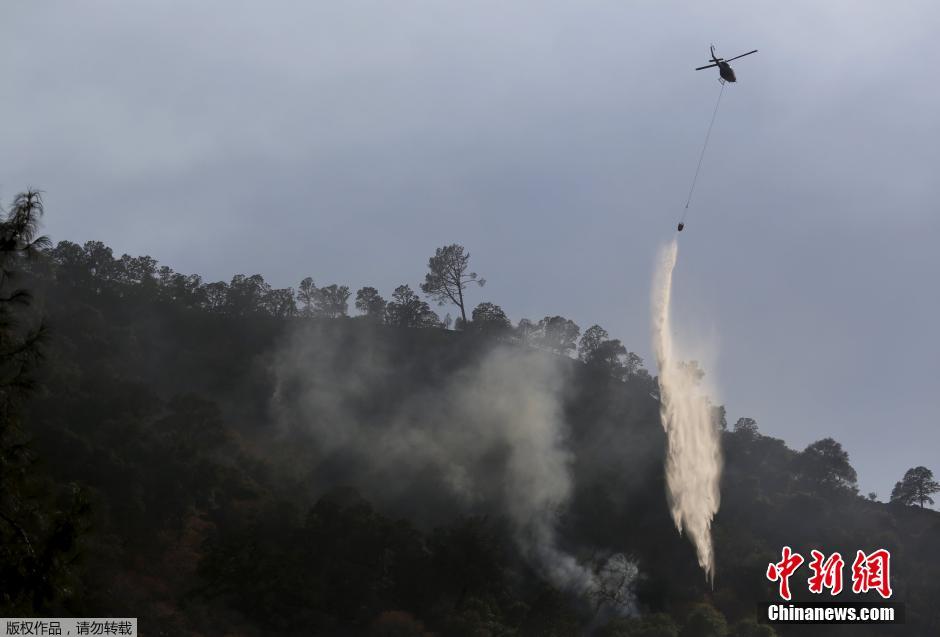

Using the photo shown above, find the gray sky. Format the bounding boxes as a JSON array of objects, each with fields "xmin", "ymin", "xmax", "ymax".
[{"xmin": 3, "ymin": 1, "xmax": 938, "ymax": 501}]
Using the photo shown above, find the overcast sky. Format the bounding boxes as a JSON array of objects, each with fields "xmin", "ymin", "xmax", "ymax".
[{"xmin": 3, "ymin": 1, "xmax": 938, "ymax": 501}]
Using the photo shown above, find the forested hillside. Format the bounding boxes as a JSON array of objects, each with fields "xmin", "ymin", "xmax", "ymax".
[{"xmin": 2, "ymin": 194, "xmax": 938, "ymax": 636}]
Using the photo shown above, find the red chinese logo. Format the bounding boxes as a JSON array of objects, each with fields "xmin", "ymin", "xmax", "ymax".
[
  {"xmin": 807, "ymin": 550, "xmax": 844, "ymax": 595},
  {"xmin": 767, "ymin": 547, "xmax": 892, "ymax": 600},
  {"xmin": 766, "ymin": 546, "xmax": 804, "ymax": 601},
  {"xmin": 851, "ymin": 549, "xmax": 892, "ymax": 599}
]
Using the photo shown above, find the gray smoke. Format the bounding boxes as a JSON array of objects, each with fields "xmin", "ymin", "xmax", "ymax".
[
  {"xmin": 271, "ymin": 324, "xmax": 635, "ymax": 606},
  {"xmin": 651, "ymin": 239, "xmax": 723, "ymax": 583}
]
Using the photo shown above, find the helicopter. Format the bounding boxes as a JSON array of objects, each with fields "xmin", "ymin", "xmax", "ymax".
[{"xmin": 695, "ymin": 45, "xmax": 758, "ymax": 83}]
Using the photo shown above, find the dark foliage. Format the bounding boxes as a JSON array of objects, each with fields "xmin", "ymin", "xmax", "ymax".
[{"xmin": 0, "ymin": 198, "xmax": 937, "ymax": 634}]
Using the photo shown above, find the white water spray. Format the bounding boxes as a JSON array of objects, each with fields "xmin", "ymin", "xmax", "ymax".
[{"xmin": 651, "ymin": 239, "xmax": 722, "ymax": 583}]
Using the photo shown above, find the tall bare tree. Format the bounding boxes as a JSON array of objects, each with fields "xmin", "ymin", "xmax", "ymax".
[{"xmin": 420, "ymin": 244, "xmax": 484, "ymax": 326}]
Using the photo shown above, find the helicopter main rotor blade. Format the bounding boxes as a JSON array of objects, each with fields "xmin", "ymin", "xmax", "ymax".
[
  {"xmin": 695, "ymin": 63, "xmax": 719, "ymax": 70},
  {"xmin": 724, "ymin": 49, "xmax": 758, "ymax": 62}
]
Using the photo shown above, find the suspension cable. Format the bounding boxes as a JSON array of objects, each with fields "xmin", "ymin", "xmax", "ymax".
[{"xmin": 680, "ymin": 81, "xmax": 725, "ymax": 227}]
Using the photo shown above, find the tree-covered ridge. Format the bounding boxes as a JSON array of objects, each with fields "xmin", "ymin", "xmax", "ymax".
[
  {"xmin": 1, "ymin": 196, "xmax": 938, "ymax": 635},
  {"xmin": 45, "ymin": 238, "xmax": 650, "ymax": 382}
]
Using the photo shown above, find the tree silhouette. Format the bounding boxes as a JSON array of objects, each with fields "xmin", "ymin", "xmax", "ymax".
[
  {"xmin": 420, "ymin": 244, "xmax": 484, "ymax": 326},
  {"xmin": 203, "ymin": 280, "xmax": 229, "ymax": 312},
  {"xmin": 314, "ymin": 284, "xmax": 350, "ymax": 318},
  {"xmin": 263, "ymin": 288, "xmax": 297, "ymax": 318},
  {"xmin": 385, "ymin": 285, "xmax": 440, "ymax": 328},
  {"xmin": 577, "ymin": 324, "xmax": 641, "ymax": 380},
  {"xmin": 226, "ymin": 274, "xmax": 271, "ymax": 315},
  {"xmin": 0, "ymin": 191, "xmax": 50, "ymax": 397},
  {"xmin": 890, "ymin": 466, "xmax": 939, "ymax": 508},
  {"xmin": 470, "ymin": 302, "xmax": 510, "ymax": 337},
  {"xmin": 355, "ymin": 286, "xmax": 386, "ymax": 321},
  {"xmin": 536, "ymin": 316, "xmax": 580, "ymax": 356},
  {"xmin": 1, "ymin": 191, "xmax": 85, "ymax": 613},
  {"xmin": 297, "ymin": 277, "xmax": 317, "ymax": 317},
  {"xmin": 732, "ymin": 418, "xmax": 759, "ymax": 438},
  {"xmin": 799, "ymin": 438, "xmax": 858, "ymax": 492},
  {"xmin": 514, "ymin": 318, "xmax": 538, "ymax": 347},
  {"xmin": 578, "ymin": 325, "xmax": 609, "ymax": 362}
]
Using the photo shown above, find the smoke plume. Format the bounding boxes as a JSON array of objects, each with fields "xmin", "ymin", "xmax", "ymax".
[
  {"xmin": 651, "ymin": 239, "xmax": 723, "ymax": 583},
  {"xmin": 271, "ymin": 326, "xmax": 634, "ymax": 606}
]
